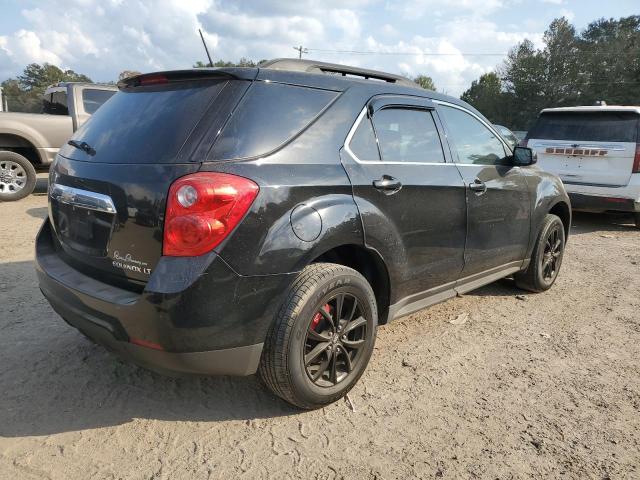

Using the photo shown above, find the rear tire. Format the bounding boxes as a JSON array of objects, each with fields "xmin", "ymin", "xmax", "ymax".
[
  {"xmin": 515, "ymin": 214, "xmax": 565, "ymax": 293},
  {"xmin": 0, "ymin": 151, "xmax": 37, "ymax": 202},
  {"xmin": 259, "ymin": 263, "xmax": 378, "ymax": 409}
]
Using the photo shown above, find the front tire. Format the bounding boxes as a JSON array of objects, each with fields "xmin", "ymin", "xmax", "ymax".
[
  {"xmin": 259, "ymin": 263, "xmax": 378, "ymax": 409},
  {"xmin": 515, "ymin": 214, "xmax": 565, "ymax": 293},
  {"xmin": 0, "ymin": 151, "xmax": 37, "ymax": 202}
]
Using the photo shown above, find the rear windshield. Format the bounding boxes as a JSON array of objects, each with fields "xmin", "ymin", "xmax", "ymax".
[
  {"xmin": 528, "ymin": 111, "xmax": 639, "ymax": 143},
  {"xmin": 209, "ymin": 82, "xmax": 338, "ymax": 160},
  {"xmin": 65, "ymin": 80, "xmax": 228, "ymax": 163}
]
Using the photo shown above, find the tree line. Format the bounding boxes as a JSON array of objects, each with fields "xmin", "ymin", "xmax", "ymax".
[
  {"xmin": 0, "ymin": 58, "xmax": 436, "ymax": 113},
  {"xmin": 3, "ymin": 14, "xmax": 637, "ymax": 124},
  {"xmin": 462, "ymin": 15, "xmax": 640, "ymax": 130}
]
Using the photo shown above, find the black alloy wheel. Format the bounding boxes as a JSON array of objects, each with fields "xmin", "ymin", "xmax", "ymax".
[{"xmin": 304, "ymin": 292, "xmax": 368, "ymax": 387}]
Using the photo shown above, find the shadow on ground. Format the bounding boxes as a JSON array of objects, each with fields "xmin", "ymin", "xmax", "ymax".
[
  {"xmin": 570, "ymin": 211, "xmax": 637, "ymax": 235},
  {"xmin": 0, "ymin": 259, "xmax": 296, "ymax": 439}
]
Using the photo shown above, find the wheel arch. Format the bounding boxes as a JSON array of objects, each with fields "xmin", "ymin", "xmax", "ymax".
[
  {"xmin": 549, "ymin": 200, "xmax": 571, "ymax": 240},
  {"xmin": 0, "ymin": 133, "xmax": 42, "ymax": 166},
  {"xmin": 311, "ymin": 244, "xmax": 392, "ymax": 325}
]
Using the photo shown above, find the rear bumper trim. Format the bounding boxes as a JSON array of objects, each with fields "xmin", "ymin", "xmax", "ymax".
[
  {"xmin": 41, "ymin": 281, "xmax": 263, "ymax": 376},
  {"xmin": 568, "ymin": 192, "xmax": 639, "ymax": 213}
]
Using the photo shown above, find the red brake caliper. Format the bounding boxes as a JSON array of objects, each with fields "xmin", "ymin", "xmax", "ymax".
[{"xmin": 310, "ymin": 304, "xmax": 331, "ymax": 331}]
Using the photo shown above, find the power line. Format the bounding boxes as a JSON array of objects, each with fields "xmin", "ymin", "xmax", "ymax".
[{"xmin": 305, "ymin": 48, "xmax": 640, "ymax": 57}]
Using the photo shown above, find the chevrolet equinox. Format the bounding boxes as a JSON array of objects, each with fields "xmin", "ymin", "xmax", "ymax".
[{"xmin": 36, "ymin": 59, "xmax": 571, "ymax": 408}]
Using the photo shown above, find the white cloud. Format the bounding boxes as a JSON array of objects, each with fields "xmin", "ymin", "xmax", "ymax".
[{"xmin": 0, "ymin": 0, "xmax": 549, "ymax": 96}]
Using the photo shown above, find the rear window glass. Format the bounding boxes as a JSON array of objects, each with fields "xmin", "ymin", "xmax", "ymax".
[
  {"xmin": 82, "ymin": 89, "xmax": 116, "ymax": 114},
  {"xmin": 210, "ymin": 82, "xmax": 338, "ymax": 160},
  {"xmin": 529, "ymin": 112, "xmax": 639, "ymax": 143},
  {"xmin": 43, "ymin": 91, "xmax": 68, "ymax": 115},
  {"xmin": 65, "ymin": 81, "xmax": 227, "ymax": 163}
]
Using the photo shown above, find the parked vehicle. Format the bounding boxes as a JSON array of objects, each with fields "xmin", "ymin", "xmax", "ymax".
[
  {"xmin": 0, "ymin": 82, "xmax": 117, "ymax": 201},
  {"xmin": 494, "ymin": 124, "xmax": 519, "ymax": 150},
  {"xmin": 524, "ymin": 106, "xmax": 640, "ymax": 227},
  {"xmin": 36, "ymin": 59, "xmax": 571, "ymax": 409},
  {"xmin": 514, "ymin": 131, "xmax": 528, "ymax": 142}
]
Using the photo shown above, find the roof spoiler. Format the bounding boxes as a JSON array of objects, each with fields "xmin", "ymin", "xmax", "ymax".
[
  {"xmin": 261, "ymin": 58, "xmax": 417, "ymax": 88},
  {"xmin": 118, "ymin": 68, "xmax": 258, "ymax": 89}
]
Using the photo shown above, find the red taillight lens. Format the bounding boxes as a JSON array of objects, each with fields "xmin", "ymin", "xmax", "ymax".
[
  {"xmin": 163, "ymin": 172, "xmax": 259, "ymax": 257},
  {"xmin": 633, "ymin": 144, "xmax": 640, "ymax": 174}
]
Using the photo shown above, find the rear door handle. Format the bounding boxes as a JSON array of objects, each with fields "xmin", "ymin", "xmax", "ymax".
[
  {"xmin": 469, "ymin": 178, "xmax": 487, "ymax": 194},
  {"xmin": 373, "ymin": 175, "xmax": 402, "ymax": 195}
]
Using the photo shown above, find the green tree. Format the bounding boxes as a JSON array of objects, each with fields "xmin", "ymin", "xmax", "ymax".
[
  {"xmin": 579, "ymin": 16, "xmax": 640, "ymax": 104},
  {"xmin": 460, "ymin": 72, "xmax": 510, "ymax": 125},
  {"xmin": 413, "ymin": 74, "xmax": 436, "ymax": 91},
  {"xmin": 1, "ymin": 63, "xmax": 92, "ymax": 113},
  {"xmin": 463, "ymin": 15, "xmax": 640, "ymax": 130}
]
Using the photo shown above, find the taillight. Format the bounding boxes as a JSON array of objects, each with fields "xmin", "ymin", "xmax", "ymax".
[
  {"xmin": 139, "ymin": 74, "xmax": 168, "ymax": 86},
  {"xmin": 633, "ymin": 144, "xmax": 640, "ymax": 174},
  {"xmin": 163, "ymin": 172, "xmax": 259, "ymax": 257}
]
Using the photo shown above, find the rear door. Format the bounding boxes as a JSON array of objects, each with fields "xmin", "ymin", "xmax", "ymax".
[
  {"xmin": 527, "ymin": 111, "xmax": 639, "ymax": 187},
  {"xmin": 437, "ymin": 102, "xmax": 530, "ymax": 278},
  {"xmin": 341, "ymin": 95, "xmax": 467, "ymax": 300}
]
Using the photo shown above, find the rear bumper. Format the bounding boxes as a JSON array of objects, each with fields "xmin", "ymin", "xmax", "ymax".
[
  {"xmin": 36, "ymin": 220, "xmax": 295, "ymax": 376},
  {"xmin": 564, "ymin": 176, "xmax": 640, "ymax": 213}
]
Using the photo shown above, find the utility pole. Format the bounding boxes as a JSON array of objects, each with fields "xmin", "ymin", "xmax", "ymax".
[{"xmin": 293, "ymin": 45, "xmax": 308, "ymax": 59}]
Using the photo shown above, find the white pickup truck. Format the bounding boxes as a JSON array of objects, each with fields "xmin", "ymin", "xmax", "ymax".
[
  {"xmin": 524, "ymin": 106, "xmax": 640, "ymax": 228},
  {"xmin": 0, "ymin": 82, "xmax": 116, "ymax": 201}
]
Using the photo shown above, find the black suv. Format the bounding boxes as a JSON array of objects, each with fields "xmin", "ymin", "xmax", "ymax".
[{"xmin": 36, "ymin": 59, "xmax": 571, "ymax": 409}]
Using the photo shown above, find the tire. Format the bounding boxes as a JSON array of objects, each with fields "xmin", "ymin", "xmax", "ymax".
[
  {"xmin": 515, "ymin": 214, "xmax": 565, "ymax": 293},
  {"xmin": 634, "ymin": 213, "xmax": 640, "ymax": 229},
  {"xmin": 259, "ymin": 263, "xmax": 378, "ymax": 409},
  {"xmin": 0, "ymin": 151, "xmax": 37, "ymax": 202}
]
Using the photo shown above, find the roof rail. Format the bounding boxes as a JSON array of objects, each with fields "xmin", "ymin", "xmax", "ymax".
[{"xmin": 261, "ymin": 58, "xmax": 418, "ymax": 88}]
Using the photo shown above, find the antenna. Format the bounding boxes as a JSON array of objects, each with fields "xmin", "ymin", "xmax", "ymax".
[{"xmin": 199, "ymin": 28, "xmax": 214, "ymax": 67}]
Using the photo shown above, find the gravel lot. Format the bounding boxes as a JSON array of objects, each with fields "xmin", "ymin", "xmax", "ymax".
[{"xmin": 1, "ymin": 189, "xmax": 639, "ymax": 479}]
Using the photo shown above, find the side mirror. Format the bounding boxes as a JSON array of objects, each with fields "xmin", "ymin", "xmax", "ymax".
[{"xmin": 513, "ymin": 146, "xmax": 537, "ymax": 166}]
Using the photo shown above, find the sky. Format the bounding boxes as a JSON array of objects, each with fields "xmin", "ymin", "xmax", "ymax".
[{"xmin": 0, "ymin": 0, "xmax": 638, "ymax": 96}]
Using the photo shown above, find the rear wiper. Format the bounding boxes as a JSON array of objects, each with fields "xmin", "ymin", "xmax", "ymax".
[{"xmin": 68, "ymin": 140, "xmax": 96, "ymax": 156}]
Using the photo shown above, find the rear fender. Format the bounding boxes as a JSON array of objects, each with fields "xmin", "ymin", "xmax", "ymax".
[{"xmin": 525, "ymin": 169, "xmax": 572, "ymax": 259}]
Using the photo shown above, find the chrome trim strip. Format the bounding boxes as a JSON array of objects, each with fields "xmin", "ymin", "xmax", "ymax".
[
  {"xmin": 50, "ymin": 183, "xmax": 116, "ymax": 214},
  {"xmin": 343, "ymin": 106, "xmax": 456, "ymax": 166},
  {"xmin": 432, "ymin": 99, "xmax": 512, "ymax": 152},
  {"xmin": 529, "ymin": 141, "xmax": 626, "ymax": 151}
]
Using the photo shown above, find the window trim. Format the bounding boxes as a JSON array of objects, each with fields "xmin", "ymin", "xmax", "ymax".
[
  {"xmin": 344, "ymin": 105, "xmax": 452, "ymax": 166},
  {"xmin": 433, "ymin": 100, "xmax": 513, "ymax": 166}
]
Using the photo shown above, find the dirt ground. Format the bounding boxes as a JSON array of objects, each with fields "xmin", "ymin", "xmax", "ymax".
[{"xmin": 1, "ymin": 187, "xmax": 639, "ymax": 479}]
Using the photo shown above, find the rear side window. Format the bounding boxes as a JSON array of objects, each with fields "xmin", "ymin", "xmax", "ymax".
[
  {"xmin": 43, "ymin": 91, "xmax": 69, "ymax": 115},
  {"xmin": 65, "ymin": 80, "xmax": 228, "ymax": 164},
  {"xmin": 440, "ymin": 105, "xmax": 508, "ymax": 165},
  {"xmin": 528, "ymin": 112, "xmax": 639, "ymax": 143},
  {"xmin": 210, "ymin": 82, "xmax": 338, "ymax": 160},
  {"xmin": 372, "ymin": 108, "xmax": 445, "ymax": 163},
  {"xmin": 349, "ymin": 117, "xmax": 380, "ymax": 160},
  {"xmin": 82, "ymin": 89, "xmax": 116, "ymax": 114}
]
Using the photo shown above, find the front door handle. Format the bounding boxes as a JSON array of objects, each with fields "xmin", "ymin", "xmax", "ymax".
[
  {"xmin": 469, "ymin": 178, "xmax": 487, "ymax": 195},
  {"xmin": 373, "ymin": 175, "xmax": 402, "ymax": 195}
]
